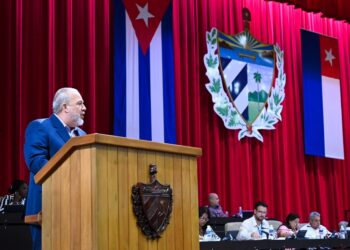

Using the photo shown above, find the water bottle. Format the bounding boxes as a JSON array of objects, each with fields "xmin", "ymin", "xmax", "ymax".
[
  {"xmin": 268, "ymin": 224, "xmax": 275, "ymax": 240},
  {"xmin": 339, "ymin": 225, "xmax": 346, "ymax": 239},
  {"xmin": 204, "ymin": 225, "xmax": 221, "ymax": 241},
  {"xmin": 238, "ymin": 206, "xmax": 243, "ymax": 218},
  {"xmin": 319, "ymin": 228, "xmax": 324, "ymax": 239},
  {"xmin": 205, "ymin": 225, "xmax": 214, "ymax": 235}
]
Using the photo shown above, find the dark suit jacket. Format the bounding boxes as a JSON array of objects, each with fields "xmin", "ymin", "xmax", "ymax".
[{"xmin": 24, "ymin": 114, "xmax": 86, "ymax": 216}]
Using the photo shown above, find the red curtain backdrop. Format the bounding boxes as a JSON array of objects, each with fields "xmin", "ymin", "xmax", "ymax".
[
  {"xmin": 266, "ymin": 0, "xmax": 350, "ymax": 23},
  {"xmin": 1, "ymin": 0, "xmax": 350, "ymax": 230},
  {"xmin": 0, "ymin": 0, "xmax": 112, "ymax": 195}
]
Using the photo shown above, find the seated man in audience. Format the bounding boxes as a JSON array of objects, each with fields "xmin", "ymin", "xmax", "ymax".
[
  {"xmin": 207, "ymin": 193, "xmax": 228, "ymax": 218},
  {"xmin": 299, "ymin": 211, "xmax": 330, "ymax": 239},
  {"xmin": 236, "ymin": 201, "xmax": 270, "ymax": 240}
]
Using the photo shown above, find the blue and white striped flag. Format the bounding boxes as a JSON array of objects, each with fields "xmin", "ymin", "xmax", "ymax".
[{"xmin": 113, "ymin": 0, "xmax": 176, "ymax": 144}]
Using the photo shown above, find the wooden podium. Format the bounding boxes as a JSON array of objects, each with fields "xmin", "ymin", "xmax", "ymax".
[{"xmin": 34, "ymin": 133, "xmax": 202, "ymax": 250}]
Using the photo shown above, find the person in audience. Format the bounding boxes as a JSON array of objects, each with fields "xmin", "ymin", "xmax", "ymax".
[
  {"xmin": 299, "ymin": 211, "xmax": 330, "ymax": 239},
  {"xmin": 277, "ymin": 213, "xmax": 300, "ymax": 237},
  {"xmin": 207, "ymin": 193, "xmax": 228, "ymax": 218},
  {"xmin": 24, "ymin": 87, "xmax": 87, "ymax": 250},
  {"xmin": 199, "ymin": 206, "xmax": 210, "ymax": 239},
  {"xmin": 236, "ymin": 201, "xmax": 270, "ymax": 240},
  {"xmin": 0, "ymin": 180, "xmax": 28, "ymax": 213}
]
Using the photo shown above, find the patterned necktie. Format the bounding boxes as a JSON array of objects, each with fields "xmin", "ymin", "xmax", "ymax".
[
  {"xmin": 66, "ymin": 126, "xmax": 78, "ymax": 137},
  {"xmin": 72, "ymin": 129, "xmax": 79, "ymax": 137}
]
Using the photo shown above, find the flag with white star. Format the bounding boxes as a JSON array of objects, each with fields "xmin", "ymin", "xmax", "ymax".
[
  {"xmin": 113, "ymin": 0, "xmax": 176, "ymax": 144},
  {"xmin": 301, "ymin": 29, "xmax": 344, "ymax": 160},
  {"xmin": 123, "ymin": 0, "xmax": 171, "ymax": 53}
]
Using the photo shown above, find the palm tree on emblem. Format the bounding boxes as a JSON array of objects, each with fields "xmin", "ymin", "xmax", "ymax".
[{"xmin": 253, "ymin": 71, "xmax": 262, "ymax": 109}]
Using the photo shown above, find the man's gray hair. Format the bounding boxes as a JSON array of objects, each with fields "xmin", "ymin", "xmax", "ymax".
[
  {"xmin": 309, "ymin": 211, "xmax": 320, "ymax": 220},
  {"xmin": 52, "ymin": 87, "xmax": 78, "ymax": 114}
]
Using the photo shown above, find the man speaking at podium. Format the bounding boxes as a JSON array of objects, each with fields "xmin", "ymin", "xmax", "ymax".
[{"xmin": 24, "ymin": 87, "xmax": 87, "ymax": 250}]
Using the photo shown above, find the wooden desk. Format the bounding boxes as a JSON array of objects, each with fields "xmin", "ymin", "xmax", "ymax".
[{"xmin": 0, "ymin": 212, "xmax": 32, "ymax": 250}]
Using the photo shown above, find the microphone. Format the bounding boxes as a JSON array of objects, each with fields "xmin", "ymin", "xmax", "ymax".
[
  {"xmin": 261, "ymin": 227, "xmax": 270, "ymax": 239},
  {"xmin": 221, "ymin": 232, "xmax": 234, "ymax": 241},
  {"xmin": 328, "ymin": 231, "xmax": 339, "ymax": 239}
]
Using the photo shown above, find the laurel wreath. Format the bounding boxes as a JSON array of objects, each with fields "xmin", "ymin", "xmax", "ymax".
[{"xmin": 204, "ymin": 28, "xmax": 286, "ymax": 142}]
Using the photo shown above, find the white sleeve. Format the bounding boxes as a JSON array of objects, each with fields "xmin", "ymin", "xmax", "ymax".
[
  {"xmin": 304, "ymin": 228, "xmax": 313, "ymax": 239},
  {"xmin": 236, "ymin": 221, "xmax": 252, "ymax": 240},
  {"xmin": 322, "ymin": 225, "xmax": 331, "ymax": 236}
]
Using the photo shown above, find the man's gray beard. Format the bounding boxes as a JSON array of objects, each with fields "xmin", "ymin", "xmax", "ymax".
[
  {"xmin": 77, "ymin": 117, "xmax": 84, "ymax": 127},
  {"xmin": 70, "ymin": 113, "xmax": 84, "ymax": 127}
]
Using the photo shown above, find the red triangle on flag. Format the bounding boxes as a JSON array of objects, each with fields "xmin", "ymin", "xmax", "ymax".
[{"xmin": 123, "ymin": 0, "xmax": 171, "ymax": 54}]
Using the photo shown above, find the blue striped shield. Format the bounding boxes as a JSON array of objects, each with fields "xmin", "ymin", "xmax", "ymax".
[{"xmin": 217, "ymin": 31, "xmax": 275, "ymax": 125}]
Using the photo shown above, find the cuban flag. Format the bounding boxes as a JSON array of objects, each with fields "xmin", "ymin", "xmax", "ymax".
[
  {"xmin": 301, "ymin": 30, "xmax": 344, "ymax": 160},
  {"xmin": 113, "ymin": 0, "xmax": 176, "ymax": 144}
]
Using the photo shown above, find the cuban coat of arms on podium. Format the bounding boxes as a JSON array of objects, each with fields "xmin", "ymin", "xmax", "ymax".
[{"xmin": 204, "ymin": 8, "xmax": 286, "ymax": 142}]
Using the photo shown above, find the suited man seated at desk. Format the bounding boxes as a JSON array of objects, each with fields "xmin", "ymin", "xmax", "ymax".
[
  {"xmin": 299, "ymin": 211, "xmax": 330, "ymax": 239},
  {"xmin": 207, "ymin": 193, "xmax": 228, "ymax": 218},
  {"xmin": 236, "ymin": 201, "xmax": 270, "ymax": 240}
]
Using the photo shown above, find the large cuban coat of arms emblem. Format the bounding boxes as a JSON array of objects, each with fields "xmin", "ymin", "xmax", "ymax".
[{"xmin": 204, "ymin": 9, "xmax": 286, "ymax": 142}]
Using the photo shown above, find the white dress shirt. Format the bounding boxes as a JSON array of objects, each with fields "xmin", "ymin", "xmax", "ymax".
[
  {"xmin": 299, "ymin": 223, "xmax": 330, "ymax": 239},
  {"xmin": 236, "ymin": 216, "xmax": 270, "ymax": 240},
  {"xmin": 54, "ymin": 114, "xmax": 78, "ymax": 137}
]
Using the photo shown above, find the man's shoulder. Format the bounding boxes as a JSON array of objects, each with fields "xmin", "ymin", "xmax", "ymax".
[
  {"xmin": 26, "ymin": 115, "xmax": 63, "ymax": 137},
  {"xmin": 208, "ymin": 205, "xmax": 221, "ymax": 210},
  {"xmin": 26, "ymin": 117, "xmax": 49, "ymax": 130},
  {"xmin": 299, "ymin": 224, "xmax": 310, "ymax": 230},
  {"xmin": 30, "ymin": 117, "xmax": 48, "ymax": 124},
  {"xmin": 242, "ymin": 216, "xmax": 255, "ymax": 225},
  {"xmin": 28, "ymin": 115, "xmax": 60, "ymax": 128}
]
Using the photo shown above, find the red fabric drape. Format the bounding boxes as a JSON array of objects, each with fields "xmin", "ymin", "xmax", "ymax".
[
  {"xmin": 266, "ymin": 0, "xmax": 350, "ymax": 23},
  {"xmin": 1, "ymin": 0, "xmax": 350, "ymax": 230},
  {"xmin": 0, "ymin": 0, "xmax": 112, "ymax": 195},
  {"xmin": 173, "ymin": 0, "xmax": 350, "ymax": 230}
]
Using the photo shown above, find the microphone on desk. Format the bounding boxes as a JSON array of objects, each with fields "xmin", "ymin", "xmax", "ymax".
[
  {"xmin": 221, "ymin": 232, "xmax": 234, "ymax": 241},
  {"xmin": 328, "ymin": 231, "xmax": 339, "ymax": 239},
  {"xmin": 261, "ymin": 227, "xmax": 270, "ymax": 239}
]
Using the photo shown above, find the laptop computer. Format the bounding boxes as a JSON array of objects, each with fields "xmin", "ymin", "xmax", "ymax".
[
  {"xmin": 222, "ymin": 230, "xmax": 239, "ymax": 241},
  {"xmin": 3, "ymin": 204, "xmax": 25, "ymax": 213},
  {"xmin": 296, "ymin": 230, "xmax": 307, "ymax": 239}
]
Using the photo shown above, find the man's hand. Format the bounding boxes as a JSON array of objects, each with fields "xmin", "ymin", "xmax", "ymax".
[{"xmin": 251, "ymin": 232, "xmax": 260, "ymax": 239}]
